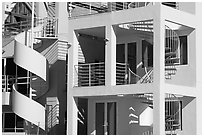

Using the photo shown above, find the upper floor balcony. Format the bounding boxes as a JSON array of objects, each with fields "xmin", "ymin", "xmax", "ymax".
[
  {"xmin": 72, "ymin": 18, "xmax": 195, "ymax": 88},
  {"xmin": 67, "ymin": 2, "xmax": 182, "ymax": 18},
  {"xmin": 2, "ymin": 17, "xmax": 58, "ymax": 39}
]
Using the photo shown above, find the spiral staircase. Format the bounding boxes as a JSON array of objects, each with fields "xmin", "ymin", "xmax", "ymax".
[
  {"xmin": 2, "ymin": 16, "xmax": 61, "ymax": 132},
  {"xmin": 118, "ymin": 20, "xmax": 180, "ymax": 84}
]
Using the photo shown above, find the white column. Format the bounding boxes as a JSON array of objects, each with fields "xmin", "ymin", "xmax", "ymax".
[
  {"xmin": 153, "ymin": 3, "xmax": 165, "ymax": 135},
  {"xmin": 195, "ymin": 2, "xmax": 202, "ymax": 135},
  {"xmin": 67, "ymin": 96, "xmax": 78, "ymax": 135},
  {"xmin": 105, "ymin": 25, "xmax": 116, "ymax": 86},
  {"xmin": 55, "ymin": 2, "xmax": 69, "ymax": 41},
  {"xmin": 67, "ymin": 28, "xmax": 78, "ymax": 135}
]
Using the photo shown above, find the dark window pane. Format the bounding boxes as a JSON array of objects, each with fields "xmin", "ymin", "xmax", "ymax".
[
  {"xmin": 107, "ymin": 102, "xmax": 116, "ymax": 135},
  {"xmin": 96, "ymin": 103, "xmax": 104, "ymax": 135},
  {"xmin": 4, "ymin": 113, "xmax": 15, "ymax": 128},
  {"xmin": 179, "ymin": 36, "xmax": 188, "ymax": 65},
  {"xmin": 16, "ymin": 115, "xmax": 24, "ymax": 128}
]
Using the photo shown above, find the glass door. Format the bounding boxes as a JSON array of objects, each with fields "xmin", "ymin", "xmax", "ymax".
[{"xmin": 95, "ymin": 102, "xmax": 116, "ymax": 135}]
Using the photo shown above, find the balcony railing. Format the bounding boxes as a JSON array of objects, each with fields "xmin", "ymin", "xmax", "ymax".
[
  {"xmin": 74, "ymin": 62, "xmax": 105, "ymax": 87},
  {"xmin": 46, "ymin": 104, "xmax": 59, "ymax": 132},
  {"xmin": 117, "ymin": 63, "xmax": 153, "ymax": 85},
  {"xmin": 68, "ymin": 2, "xmax": 153, "ymax": 18},
  {"xmin": 74, "ymin": 62, "xmax": 153, "ymax": 87},
  {"xmin": 2, "ymin": 75, "xmax": 15, "ymax": 92},
  {"xmin": 2, "ymin": 17, "xmax": 58, "ymax": 38},
  {"xmin": 31, "ymin": 17, "xmax": 58, "ymax": 38}
]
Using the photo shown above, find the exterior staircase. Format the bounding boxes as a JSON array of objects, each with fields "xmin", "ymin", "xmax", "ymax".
[
  {"xmin": 2, "ymin": 16, "xmax": 60, "ymax": 132},
  {"xmin": 134, "ymin": 93, "xmax": 182, "ymax": 135},
  {"xmin": 119, "ymin": 20, "xmax": 180, "ymax": 83}
]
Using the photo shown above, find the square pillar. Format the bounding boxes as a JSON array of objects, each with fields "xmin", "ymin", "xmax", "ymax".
[
  {"xmin": 67, "ymin": 96, "xmax": 78, "ymax": 135},
  {"xmin": 195, "ymin": 2, "xmax": 202, "ymax": 135},
  {"xmin": 153, "ymin": 3, "xmax": 165, "ymax": 135},
  {"xmin": 68, "ymin": 30, "xmax": 79, "ymax": 88},
  {"xmin": 105, "ymin": 25, "xmax": 116, "ymax": 86},
  {"xmin": 67, "ymin": 29, "xmax": 78, "ymax": 134},
  {"xmin": 55, "ymin": 2, "xmax": 69, "ymax": 40}
]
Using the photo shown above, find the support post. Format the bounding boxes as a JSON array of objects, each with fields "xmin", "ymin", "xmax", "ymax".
[
  {"xmin": 153, "ymin": 3, "xmax": 165, "ymax": 135},
  {"xmin": 105, "ymin": 25, "xmax": 116, "ymax": 86},
  {"xmin": 195, "ymin": 2, "xmax": 202, "ymax": 135},
  {"xmin": 67, "ymin": 96, "xmax": 78, "ymax": 135}
]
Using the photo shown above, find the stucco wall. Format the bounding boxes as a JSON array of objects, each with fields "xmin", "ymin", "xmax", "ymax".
[
  {"xmin": 177, "ymin": 97, "xmax": 196, "ymax": 135},
  {"xmin": 88, "ymin": 97, "xmax": 153, "ymax": 135},
  {"xmin": 178, "ymin": 2, "xmax": 195, "ymax": 14},
  {"xmin": 166, "ymin": 30, "xmax": 196, "ymax": 87},
  {"xmin": 78, "ymin": 36, "xmax": 105, "ymax": 63},
  {"xmin": 37, "ymin": 60, "xmax": 67, "ymax": 135}
]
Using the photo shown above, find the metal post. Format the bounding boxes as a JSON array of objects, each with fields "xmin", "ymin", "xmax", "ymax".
[
  {"xmin": 37, "ymin": 122, "xmax": 40, "ymax": 135},
  {"xmin": 15, "ymin": 62, "xmax": 18, "ymax": 89},
  {"xmin": 29, "ymin": 2, "xmax": 35, "ymax": 99},
  {"xmin": 89, "ymin": 64, "xmax": 91, "ymax": 86}
]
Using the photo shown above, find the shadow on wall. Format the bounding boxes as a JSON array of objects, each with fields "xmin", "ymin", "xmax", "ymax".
[
  {"xmin": 118, "ymin": 98, "xmax": 153, "ymax": 135},
  {"xmin": 128, "ymin": 106, "xmax": 153, "ymax": 135}
]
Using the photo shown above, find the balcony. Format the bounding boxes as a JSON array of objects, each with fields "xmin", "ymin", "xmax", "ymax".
[
  {"xmin": 74, "ymin": 62, "xmax": 105, "ymax": 87},
  {"xmin": 74, "ymin": 62, "xmax": 153, "ymax": 87},
  {"xmin": 2, "ymin": 17, "xmax": 58, "ymax": 40},
  {"xmin": 68, "ymin": 2, "xmax": 154, "ymax": 18},
  {"xmin": 67, "ymin": 2, "xmax": 180, "ymax": 18}
]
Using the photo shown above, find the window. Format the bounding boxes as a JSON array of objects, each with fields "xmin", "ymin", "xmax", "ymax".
[
  {"xmin": 142, "ymin": 40, "xmax": 153, "ymax": 68},
  {"xmin": 179, "ymin": 36, "xmax": 188, "ymax": 65},
  {"xmin": 165, "ymin": 101, "xmax": 182, "ymax": 131},
  {"xmin": 3, "ymin": 113, "xmax": 24, "ymax": 132}
]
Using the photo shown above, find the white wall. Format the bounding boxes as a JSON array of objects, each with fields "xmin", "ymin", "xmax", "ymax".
[
  {"xmin": 166, "ymin": 30, "xmax": 196, "ymax": 87},
  {"xmin": 177, "ymin": 97, "xmax": 196, "ymax": 135},
  {"xmin": 36, "ymin": 2, "xmax": 47, "ymax": 18},
  {"xmin": 178, "ymin": 2, "xmax": 195, "ymax": 14},
  {"xmin": 88, "ymin": 97, "xmax": 153, "ymax": 135},
  {"xmin": 78, "ymin": 36, "xmax": 105, "ymax": 63}
]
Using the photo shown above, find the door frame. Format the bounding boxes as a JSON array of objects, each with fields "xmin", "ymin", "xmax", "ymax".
[{"xmin": 93, "ymin": 100, "xmax": 118, "ymax": 135}]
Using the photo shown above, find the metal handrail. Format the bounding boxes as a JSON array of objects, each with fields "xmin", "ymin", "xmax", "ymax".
[
  {"xmin": 2, "ymin": 17, "xmax": 58, "ymax": 37},
  {"xmin": 74, "ymin": 62, "xmax": 105, "ymax": 87},
  {"xmin": 139, "ymin": 67, "xmax": 153, "ymax": 83},
  {"xmin": 68, "ymin": 2, "xmax": 153, "ymax": 18}
]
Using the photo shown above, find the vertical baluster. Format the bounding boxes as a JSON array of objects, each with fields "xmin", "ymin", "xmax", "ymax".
[{"xmin": 89, "ymin": 64, "xmax": 91, "ymax": 86}]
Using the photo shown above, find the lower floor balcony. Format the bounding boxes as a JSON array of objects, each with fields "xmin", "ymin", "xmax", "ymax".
[{"xmin": 74, "ymin": 62, "xmax": 153, "ymax": 87}]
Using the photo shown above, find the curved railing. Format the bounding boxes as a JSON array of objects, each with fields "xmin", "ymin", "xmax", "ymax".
[
  {"xmin": 12, "ymin": 84, "xmax": 45, "ymax": 130},
  {"xmin": 74, "ymin": 62, "xmax": 105, "ymax": 87},
  {"xmin": 2, "ymin": 17, "xmax": 58, "ymax": 38},
  {"xmin": 165, "ymin": 25, "xmax": 180, "ymax": 79},
  {"xmin": 68, "ymin": 2, "xmax": 153, "ymax": 18},
  {"xmin": 11, "ymin": 30, "xmax": 49, "ymax": 130}
]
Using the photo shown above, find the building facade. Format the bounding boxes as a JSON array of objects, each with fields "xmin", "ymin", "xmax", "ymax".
[{"xmin": 2, "ymin": 2, "xmax": 202, "ymax": 135}]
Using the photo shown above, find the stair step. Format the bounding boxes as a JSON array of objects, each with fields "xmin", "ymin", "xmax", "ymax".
[
  {"xmin": 165, "ymin": 63, "xmax": 176, "ymax": 66},
  {"xmin": 166, "ymin": 119, "xmax": 175, "ymax": 122},
  {"xmin": 165, "ymin": 52, "xmax": 176, "ymax": 57},
  {"xmin": 172, "ymin": 124, "xmax": 180, "ymax": 127},
  {"xmin": 165, "ymin": 57, "xmax": 179, "ymax": 62},
  {"xmin": 165, "ymin": 68, "xmax": 177, "ymax": 71}
]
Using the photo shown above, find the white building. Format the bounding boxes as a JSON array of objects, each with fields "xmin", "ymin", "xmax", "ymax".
[{"xmin": 2, "ymin": 2, "xmax": 202, "ymax": 135}]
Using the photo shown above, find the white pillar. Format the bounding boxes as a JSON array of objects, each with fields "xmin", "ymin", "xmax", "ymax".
[
  {"xmin": 67, "ymin": 28, "xmax": 78, "ymax": 135},
  {"xmin": 195, "ymin": 2, "xmax": 202, "ymax": 135},
  {"xmin": 67, "ymin": 96, "xmax": 78, "ymax": 135},
  {"xmin": 153, "ymin": 3, "xmax": 165, "ymax": 135},
  {"xmin": 55, "ymin": 2, "xmax": 69, "ymax": 41},
  {"xmin": 105, "ymin": 25, "xmax": 116, "ymax": 86}
]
